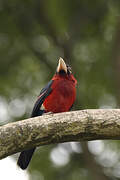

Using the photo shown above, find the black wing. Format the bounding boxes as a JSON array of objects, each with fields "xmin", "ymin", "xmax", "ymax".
[
  {"xmin": 31, "ymin": 80, "xmax": 53, "ymax": 117},
  {"xmin": 17, "ymin": 80, "xmax": 53, "ymax": 170}
]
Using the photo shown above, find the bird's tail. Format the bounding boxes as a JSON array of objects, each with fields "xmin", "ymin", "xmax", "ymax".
[{"xmin": 17, "ymin": 148, "xmax": 35, "ymax": 170}]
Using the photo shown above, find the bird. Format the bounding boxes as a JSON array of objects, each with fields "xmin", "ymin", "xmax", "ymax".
[{"xmin": 17, "ymin": 57, "xmax": 77, "ymax": 170}]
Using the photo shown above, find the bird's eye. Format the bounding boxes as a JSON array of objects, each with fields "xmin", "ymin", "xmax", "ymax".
[{"xmin": 67, "ymin": 65, "xmax": 72, "ymax": 74}]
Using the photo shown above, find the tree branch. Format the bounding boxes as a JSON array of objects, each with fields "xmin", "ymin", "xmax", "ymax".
[{"xmin": 0, "ymin": 109, "xmax": 120, "ymax": 160}]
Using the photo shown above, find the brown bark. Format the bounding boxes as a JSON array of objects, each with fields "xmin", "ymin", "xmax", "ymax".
[{"xmin": 0, "ymin": 109, "xmax": 120, "ymax": 160}]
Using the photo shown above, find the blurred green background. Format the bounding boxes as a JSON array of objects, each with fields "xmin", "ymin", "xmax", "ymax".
[{"xmin": 1, "ymin": 0, "xmax": 120, "ymax": 179}]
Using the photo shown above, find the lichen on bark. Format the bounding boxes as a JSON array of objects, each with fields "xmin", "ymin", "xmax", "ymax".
[{"xmin": 0, "ymin": 109, "xmax": 120, "ymax": 159}]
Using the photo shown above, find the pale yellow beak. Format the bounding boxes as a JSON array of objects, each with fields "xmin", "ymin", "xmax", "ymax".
[{"xmin": 57, "ymin": 57, "xmax": 67, "ymax": 74}]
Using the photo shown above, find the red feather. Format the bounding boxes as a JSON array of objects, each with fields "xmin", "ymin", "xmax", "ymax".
[{"xmin": 43, "ymin": 74, "xmax": 77, "ymax": 113}]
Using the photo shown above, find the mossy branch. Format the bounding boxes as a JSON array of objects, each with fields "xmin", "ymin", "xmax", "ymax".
[{"xmin": 0, "ymin": 109, "xmax": 120, "ymax": 159}]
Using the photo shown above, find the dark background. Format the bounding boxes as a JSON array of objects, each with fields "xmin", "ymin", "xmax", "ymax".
[{"xmin": 0, "ymin": 0, "xmax": 120, "ymax": 180}]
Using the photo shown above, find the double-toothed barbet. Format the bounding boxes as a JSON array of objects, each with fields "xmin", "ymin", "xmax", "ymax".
[{"xmin": 17, "ymin": 57, "xmax": 77, "ymax": 170}]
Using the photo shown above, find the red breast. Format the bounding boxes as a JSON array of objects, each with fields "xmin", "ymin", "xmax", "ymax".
[{"xmin": 43, "ymin": 74, "xmax": 77, "ymax": 113}]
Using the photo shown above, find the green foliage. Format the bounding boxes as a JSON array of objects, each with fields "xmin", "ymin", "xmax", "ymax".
[{"xmin": 1, "ymin": 0, "xmax": 120, "ymax": 180}]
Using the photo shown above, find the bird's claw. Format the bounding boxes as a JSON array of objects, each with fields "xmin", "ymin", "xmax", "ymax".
[{"xmin": 44, "ymin": 112, "xmax": 53, "ymax": 115}]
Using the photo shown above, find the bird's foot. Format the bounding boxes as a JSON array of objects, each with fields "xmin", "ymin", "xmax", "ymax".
[{"xmin": 44, "ymin": 112, "xmax": 53, "ymax": 116}]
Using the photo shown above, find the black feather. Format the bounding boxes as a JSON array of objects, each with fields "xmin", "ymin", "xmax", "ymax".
[
  {"xmin": 31, "ymin": 80, "xmax": 53, "ymax": 117},
  {"xmin": 17, "ymin": 80, "xmax": 53, "ymax": 170},
  {"xmin": 17, "ymin": 148, "xmax": 35, "ymax": 170}
]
